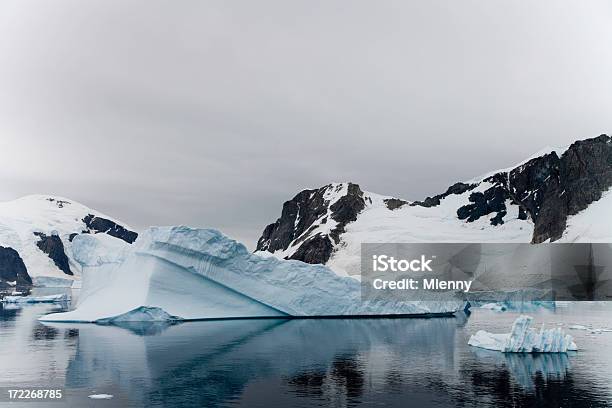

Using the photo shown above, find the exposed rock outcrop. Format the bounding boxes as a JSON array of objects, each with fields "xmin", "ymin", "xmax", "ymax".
[
  {"xmin": 383, "ymin": 198, "xmax": 408, "ymax": 210},
  {"xmin": 0, "ymin": 246, "xmax": 31, "ymax": 285},
  {"xmin": 455, "ymin": 134, "xmax": 612, "ymax": 242},
  {"xmin": 33, "ymin": 232, "xmax": 73, "ymax": 276},
  {"xmin": 83, "ymin": 214, "xmax": 138, "ymax": 244},
  {"xmin": 256, "ymin": 183, "xmax": 366, "ymax": 264},
  {"xmin": 457, "ymin": 174, "xmax": 510, "ymax": 226},
  {"xmin": 412, "ymin": 182, "xmax": 477, "ymax": 208}
]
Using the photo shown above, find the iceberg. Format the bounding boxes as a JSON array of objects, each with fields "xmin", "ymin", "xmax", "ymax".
[
  {"xmin": 468, "ymin": 315, "xmax": 577, "ymax": 353},
  {"xmin": 2, "ymin": 293, "xmax": 69, "ymax": 304},
  {"xmin": 96, "ymin": 306, "xmax": 182, "ymax": 324},
  {"xmin": 475, "ymin": 301, "xmax": 554, "ymax": 313},
  {"xmin": 40, "ymin": 226, "xmax": 463, "ymax": 322},
  {"xmin": 88, "ymin": 394, "xmax": 113, "ymax": 400},
  {"xmin": 479, "ymin": 302, "xmax": 507, "ymax": 311}
]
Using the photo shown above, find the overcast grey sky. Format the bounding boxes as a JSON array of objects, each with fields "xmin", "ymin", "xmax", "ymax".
[{"xmin": 1, "ymin": 0, "xmax": 611, "ymax": 247}]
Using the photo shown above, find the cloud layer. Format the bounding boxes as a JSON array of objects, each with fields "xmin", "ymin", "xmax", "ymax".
[{"xmin": 1, "ymin": 0, "xmax": 611, "ymax": 246}]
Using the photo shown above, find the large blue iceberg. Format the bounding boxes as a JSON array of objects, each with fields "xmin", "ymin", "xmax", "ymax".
[{"xmin": 40, "ymin": 226, "xmax": 463, "ymax": 322}]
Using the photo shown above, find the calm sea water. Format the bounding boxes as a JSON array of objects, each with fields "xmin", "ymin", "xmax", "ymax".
[{"xmin": 0, "ymin": 289, "xmax": 611, "ymax": 407}]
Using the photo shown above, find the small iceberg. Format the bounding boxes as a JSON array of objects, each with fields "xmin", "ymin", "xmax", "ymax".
[
  {"xmin": 88, "ymin": 394, "xmax": 113, "ymax": 400},
  {"xmin": 468, "ymin": 315, "xmax": 577, "ymax": 353},
  {"xmin": 96, "ymin": 306, "xmax": 182, "ymax": 324},
  {"xmin": 568, "ymin": 324, "xmax": 612, "ymax": 334},
  {"xmin": 1, "ymin": 293, "xmax": 69, "ymax": 304},
  {"xmin": 479, "ymin": 302, "xmax": 507, "ymax": 312}
]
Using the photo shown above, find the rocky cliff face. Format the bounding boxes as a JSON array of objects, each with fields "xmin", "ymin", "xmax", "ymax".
[
  {"xmin": 82, "ymin": 214, "xmax": 138, "ymax": 244},
  {"xmin": 0, "ymin": 246, "xmax": 31, "ymax": 286},
  {"xmin": 256, "ymin": 183, "xmax": 366, "ymax": 264},
  {"xmin": 450, "ymin": 134, "xmax": 612, "ymax": 243},
  {"xmin": 256, "ymin": 135, "xmax": 612, "ymax": 267},
  {"xmin": 33, "ymin": 232, "xmax": 73, "ymax": 276}
]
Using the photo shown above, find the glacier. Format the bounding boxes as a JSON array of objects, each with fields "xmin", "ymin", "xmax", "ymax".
[
  {"xmin": 468, "ymin": 315, "xmax": 577, "ymax": 353},
  {"xmin": 40, "ymin": 226, "xmax": 464, "ymax": 322}
]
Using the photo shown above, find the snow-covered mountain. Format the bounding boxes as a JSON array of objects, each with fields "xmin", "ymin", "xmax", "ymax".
[
  {"xmin": 0, "ymin": 195, "xmax": 138, "ymax": 287},
  {"xmin": 256, "ymin": 134, "xmax": 612, "ymax": 278}
]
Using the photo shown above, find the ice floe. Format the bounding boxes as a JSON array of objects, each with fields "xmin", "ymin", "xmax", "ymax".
[
  {"xmin": 2, "ymin": 293, "xmax": 69, "ymax": 304},
  {"xmin": 468, "ymin": 315, "xmax": 577, "ymax": 353},
  {"xmin": 88, "ymin": 394, "xmax": 113, "ymax": 400}
]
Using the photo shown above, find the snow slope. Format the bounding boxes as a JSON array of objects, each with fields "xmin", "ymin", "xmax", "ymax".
[
  {"xmin": 40, "ymin": 226, "xmax": 464, "ymax": 322},
  {"xmin": 0, "ymin": 195, "xmax": 137, "ymax": 283},
  {"xmin": 328, "ymin": 183, "xmax": 533, "ymax": 278},
  {"xmin": 561, "ymin": 188, "xmax": 612, "ymax": 242}
]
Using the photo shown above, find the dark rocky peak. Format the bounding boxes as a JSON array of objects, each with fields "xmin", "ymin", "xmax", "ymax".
[
  {"xmin": 508, "ymin": 152, "xmax": 561, "ymax": 218},
  {"xmin": 457, "ymin": 174, "xmax": 511, "ymax": 226},
  {"xmin": 383, "ymin": 198, "xmax": 409, "ymax": 210},
  {"xmin": 82, "ymin": 214, "xmax": 138, "ymax": 244},
  {"xmin": 535, "ymin": 134, "xmax": 611, "ymax": 242},
  {"xmin": 256, "ymin": 188, "xmax": 329, "ymax": 253},
  {"xmin": 0, "ymin": 246, "xmax": 31, "ymax": 285},
  {"xmin": 328, "ymin": 183, "xmax": 366, "ymax": 243},
  {"xmin": 453, "ymin": 134, "xmax": 612, "ymax": 243},
  {"xmin": 411, "ymin": 182, "xmax": 477, "ymax": 208},
  {"xmin": 560, "ymin": 134, "xmax": 612, "ymax": 215},
  {"xmin": 33, "ymin": 232, "xmax": 72, "ymax": 276},
  {"xmin": 256, "ymin": 183, "xmax": 366, "ymax": 264},
  {"xmin": 288, "ymin": 235, "xmax": 334, "ymax": 265}
]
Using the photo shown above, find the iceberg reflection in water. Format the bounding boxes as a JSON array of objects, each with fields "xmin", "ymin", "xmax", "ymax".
[
  {"xmin": 36, "ymin": 310, "xmax": 612, "ymax": 408},
  {"xmin": 470, "ymin": 348, "xmax": 573, "ymax": 391},
  {"xmin": 44, "ymin": 318, "xmax": 461, "ymax": 407}
]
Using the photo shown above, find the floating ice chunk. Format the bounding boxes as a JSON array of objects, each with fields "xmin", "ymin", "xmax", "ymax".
[
  {"xmin": 2, "ymin": 293, "xmax": 69, "ymax": 303},
  {"xmin": 88, "ymin": 394, "xmax": 113, "ymax": 399},
  {"xmin": 480, "ymin": 302, "xmax": 507, "ymax": 311},
  {"xmin": 468, "ymin": 315, "xmax": 577, "ymax": 353},
  {"xmin": 96, "ymin": 306, "xmax": 182, "ymax": 324},
  {"xmin": 568, "ymin": 324, "xmax": 612, "ymax": 333}
]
